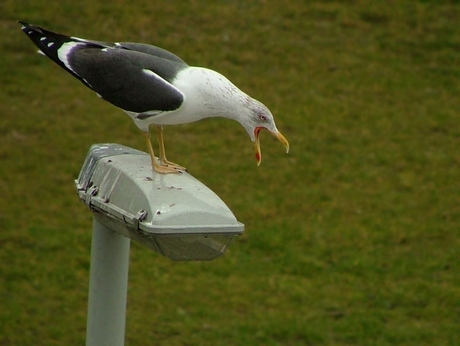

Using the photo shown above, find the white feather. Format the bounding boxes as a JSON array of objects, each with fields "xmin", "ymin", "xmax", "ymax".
[{"xmin": 57, "ymin": 42, "xmax": 85, "ymax": 73}]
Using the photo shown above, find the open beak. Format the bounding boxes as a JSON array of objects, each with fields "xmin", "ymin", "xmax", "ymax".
[{"xmin": 254, "ymin": 127, "xmax": 290, "ymax": 166}]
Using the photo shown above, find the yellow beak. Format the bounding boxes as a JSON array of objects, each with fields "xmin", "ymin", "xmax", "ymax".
[
  {"xmin": 275, "ymin": 131, "xmax": 290, "ymax": 154},
  {"xmin": 254, "ymin": 128, "xmax": 290, "ymax": 166}
]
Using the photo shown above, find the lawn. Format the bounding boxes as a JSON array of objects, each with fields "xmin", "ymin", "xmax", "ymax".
[{"xmin": 1, "ymin": 1, "xmax": 459, "ymax": 345}]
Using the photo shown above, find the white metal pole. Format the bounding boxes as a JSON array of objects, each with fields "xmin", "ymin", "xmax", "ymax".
[{"xmin": 86, "ymin": 216, "xmax": 130, "ymax": 346}]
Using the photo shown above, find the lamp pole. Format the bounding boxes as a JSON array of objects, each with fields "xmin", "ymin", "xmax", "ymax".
[{"xmin": 86, "ymin": 216, "xmax": 130, "ymax": 346}]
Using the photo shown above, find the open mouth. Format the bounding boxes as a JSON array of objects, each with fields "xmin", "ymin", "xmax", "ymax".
[{"xmin": 254, "ymin": 127, "xmax": 289, "ymax": 166}]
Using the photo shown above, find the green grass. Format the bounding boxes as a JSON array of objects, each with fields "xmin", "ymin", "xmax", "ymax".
[{"xmin": 1, "ymin": 1, "xmax": 460, "ymax": 345}]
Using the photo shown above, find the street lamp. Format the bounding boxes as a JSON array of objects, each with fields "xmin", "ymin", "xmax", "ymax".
[{"xmin": 76, "ymin": 144, "xmax": 244, "ymax": 346}]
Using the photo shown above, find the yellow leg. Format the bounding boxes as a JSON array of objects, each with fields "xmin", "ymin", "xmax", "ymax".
[
  {"xmin": 142, "ymin": 131, "xmax": 180, "ymax": 174},
  {"xmin": 156, "ymin": 125, "xmax": 186, "ymax": 171}
]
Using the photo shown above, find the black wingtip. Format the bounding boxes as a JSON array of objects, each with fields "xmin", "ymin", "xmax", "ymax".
[
  {"xmin": 18, "ymin": 20, "xmax": 31, "ymax": 28},
  {"xmin": 18, "ymin": 21, "xmax": 41, "ymax": 35}
]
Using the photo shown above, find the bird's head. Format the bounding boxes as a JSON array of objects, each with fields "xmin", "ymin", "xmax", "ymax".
[
  {"xmin": 240, "ymin": 99, "xmax": 289, "ymax": 166},
  {"xmin": 191, "ymin": 68, "xmax": 289, "ymax": 165}
]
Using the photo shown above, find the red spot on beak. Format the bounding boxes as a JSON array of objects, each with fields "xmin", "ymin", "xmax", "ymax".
[{"xmin": 254, "ymin": 127, "xmax": 263, "ymax": 166}]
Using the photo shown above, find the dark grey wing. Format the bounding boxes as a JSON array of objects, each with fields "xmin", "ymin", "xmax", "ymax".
[
  {"xmin": 20, "ymin": 22, "xmax": 186, "ymax": 113},
  {"xmin": 69, "ymin": 47, "xmax": 187, "ymax": 113},
  {"xmin": 118, "ymin": 42, "xmax": 188, "ymax": 66}
]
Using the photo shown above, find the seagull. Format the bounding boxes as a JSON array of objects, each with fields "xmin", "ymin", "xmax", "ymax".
[{"xmin": 19, "ymin": 21, "xmax": 289, "ymax": 174}]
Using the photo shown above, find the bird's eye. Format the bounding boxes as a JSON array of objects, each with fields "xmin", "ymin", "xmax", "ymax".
[{"xmin": 258, "ymin": 114, "xmax": 267, "ymax": 121}]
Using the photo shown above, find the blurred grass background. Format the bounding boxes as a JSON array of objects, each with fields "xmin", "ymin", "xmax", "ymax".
[{"xmin": 1, "ymin": 1, "xmax": 459, "ymax": 345}]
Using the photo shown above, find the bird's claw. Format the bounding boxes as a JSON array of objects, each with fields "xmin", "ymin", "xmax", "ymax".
[
  {"xmin": 153, "ymin": 163, "xmax": 183, "ymax": 174},
  {"xmin": 161, "ymin": 160, "xmax": 187, "ymax": 172}
]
